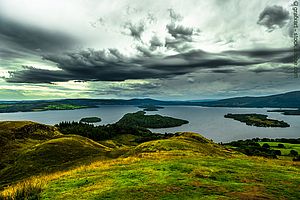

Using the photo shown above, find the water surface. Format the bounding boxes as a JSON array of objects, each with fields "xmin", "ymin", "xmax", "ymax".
[{"xmin": 0, "ymin": 105, "xmax": 299, "ymax": 142}]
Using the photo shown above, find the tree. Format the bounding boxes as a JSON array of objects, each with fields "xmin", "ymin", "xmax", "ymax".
[
  {"xmin": 277, "ymin": 143, "xmax": 285, "ymax": 148},
  {"xmin": 290, "ymin": 150, "xmax": 298, "ymax": 156},
  {"xmin": 293, "ymin": 155, "xmax": 300, "ymax": 161},
  {"xmin": 262, "ymin": 143, "xmax": 270, "ymax": 149}
]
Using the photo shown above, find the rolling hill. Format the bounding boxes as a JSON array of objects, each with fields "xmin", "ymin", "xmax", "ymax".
[{"xmin": 0, "ymin": 121, "xmax": 299, "ymax": 199}]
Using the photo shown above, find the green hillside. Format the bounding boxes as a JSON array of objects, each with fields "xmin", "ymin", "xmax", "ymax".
[
  {"xmin": 0, "ymin": 121, "xmax": 110, "ymax": 189},
  {"xmin": 0, "ymin": 121, "xmax": 299, "ymax": 200}
]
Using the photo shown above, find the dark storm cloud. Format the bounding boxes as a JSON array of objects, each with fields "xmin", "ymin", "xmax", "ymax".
[
  {"xmin": 211, "ymin": 69, "xmax": 236, "ymax": 73},
  {"xmin": 257, "ymin": 5, "xmax": 290, "ymax": 31},
  {"xmin": 225, "ymin": 47, "xmax": 300, "ymax": 63},
  {"xmin": 7, "ymin": 66, "xmax": 73, "ymax": 83},
  {"xmin": 124, "ymin": 22, "xmax": 145, "ymax": 40},
  {"xmin": 0, "ymin": 17, "xmax": 78, "ymax": 54},
  {"xmin": 6, "ymin": 47, "xmax": 295, "ymax": 84}
]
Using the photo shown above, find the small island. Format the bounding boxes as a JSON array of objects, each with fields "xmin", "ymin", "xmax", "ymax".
[
  {"xmin": 267, "ymin": 109, "xmax": 300, "ymax": 116},
  {"xmin": 138, "ymin": 105, "xmax": 164, "ymax": 111},
  {"xmin": 224, "ymin": 113, "xmax": 290, "ymax": 128},
  {"xmin": 117, "ymin": 111, "xmax": 188, "ymax": 128},
  {"xmin": 79, "ymin": 117, "xmax": 102, "ymax": 123}
]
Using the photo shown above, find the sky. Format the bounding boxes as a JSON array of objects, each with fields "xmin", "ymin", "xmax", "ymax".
[{"xmin": 0, "ymin": 0, "xmax": 299, "ymax": 100}]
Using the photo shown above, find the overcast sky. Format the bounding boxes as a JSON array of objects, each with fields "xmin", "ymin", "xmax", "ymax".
[{"xmin": 0, "ymin": 0, "xmax": 299, "ymax": 100}]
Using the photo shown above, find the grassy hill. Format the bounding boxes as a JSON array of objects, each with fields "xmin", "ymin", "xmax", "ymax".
[
  {"xmin": 0, "ymin": 121, "xmax": 111, "ymax": 189},
  {"xmin": 0, "ymin": 122, "xmax": 300, "ymax": 199}
]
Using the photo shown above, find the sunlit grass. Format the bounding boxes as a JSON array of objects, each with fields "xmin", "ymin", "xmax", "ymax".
[{"xmin": 1, "ymin": 126, "xmax": 300, "ymax": 200}]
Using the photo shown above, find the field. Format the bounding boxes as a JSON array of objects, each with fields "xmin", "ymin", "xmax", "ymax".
[{"xmin": 258, "ymin": 142, "xmax": 300, "ymax": 158}]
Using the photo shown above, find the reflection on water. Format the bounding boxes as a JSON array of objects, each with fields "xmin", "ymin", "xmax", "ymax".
[{"xmin": 0, "ymin": 105, "xmax": 299, "ymax": 142}]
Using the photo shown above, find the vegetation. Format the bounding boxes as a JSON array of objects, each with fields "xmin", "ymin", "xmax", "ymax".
[
  {"xmin": 138, "ymin": 105, "xmax": 164, "ymax": 111},
  {"xmin": 224, "ymin": 113, "xmax": 290, "ymax": 127},
  {"xmin": 1, "ymin": 121, "xmax": 300, "ymax": 199},
  {"xmin": 79, "ymin": 117, "xmax": 101, "ymax": 123},
  {"xmin": 225, "ymin": 138, "xmax": 300, "ymax": 160},
  {"xmin": 1, "ymin": 129, "xmax": 300, "ymax": 199},
  {"xmin": 268, "ymin": 108, "xmax": 300, "ymax": 115},
  {"xmin": 117, "ymin": 111, "xmax": 189, "ymax": 128},
  {"xmin": 55, "ymin": 121, "xmax": 172, "ymax": 142},
  {"xmin": 0, "ymin": 102, "xmax": 92, "ymax": 113}
]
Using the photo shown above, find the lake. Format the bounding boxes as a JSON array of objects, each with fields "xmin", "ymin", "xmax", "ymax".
[{"xmin": 0, "ymin": 106, "xmax": 299, "ymax": 142}]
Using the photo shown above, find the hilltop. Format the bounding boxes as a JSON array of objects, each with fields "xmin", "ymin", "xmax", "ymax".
[{"xmin": 0, "ymin": 121, "xmax": 299, "ymax": 199}]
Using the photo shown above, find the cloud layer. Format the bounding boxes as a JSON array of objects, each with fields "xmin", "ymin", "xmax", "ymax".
[
  {"xmin": 0, "ymin": 0, "xmax": 298, "ymax": 99},
  {"xmin": 6, "ymin": 47, "xmax": 297, "ymax": 83}
]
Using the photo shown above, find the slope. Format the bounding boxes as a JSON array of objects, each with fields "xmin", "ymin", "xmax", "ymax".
[{"xmin": 1, "ymin": 131, "xmax": 299, "ymax": 200}]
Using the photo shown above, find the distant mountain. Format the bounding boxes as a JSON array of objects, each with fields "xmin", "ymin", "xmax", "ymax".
[
  {"xmin": 198, "ymin": 91, "xmax": 300, "ymax": 108},
  {"xmin": 0, "ymin": 91, "xmax": 299, "ymax": 113}
]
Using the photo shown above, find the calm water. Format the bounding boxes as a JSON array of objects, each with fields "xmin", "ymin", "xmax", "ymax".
[{"xmin": 0, "ymin": 105, "xmax": 299, "ymax": 142}]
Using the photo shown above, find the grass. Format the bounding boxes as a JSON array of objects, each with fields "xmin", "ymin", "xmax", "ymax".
[
  {"xmin": 0, "ymin": 121, "xmax": 112, "ymax": 189},
  {"xmin": 1, "ymin": 122, "xmax": 300, "ymax": 199},
  {"xmin": 2, "ymin": 153, "xmax": 299, "ymax": 200}
]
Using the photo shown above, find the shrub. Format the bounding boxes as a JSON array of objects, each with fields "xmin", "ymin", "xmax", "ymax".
[
  {"xmin": 262, "ymin": 143, "xmax": 270, "ymax": 149},
  {"xmin": 273, "ymin": 150, "xmax": 281, "ymax": 156},
  {"xmin": 277, "ymin": 143, "xmax": 285, "ymax": 148},
  {"xmin": 290, "ymin": 150, "xmax": 298, "ymax": 156},
  {"xmin": 293, "ymin": 155, "xmax": 300, "ymax": 161}
]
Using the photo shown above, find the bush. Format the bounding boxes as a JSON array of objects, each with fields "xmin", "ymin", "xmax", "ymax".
[
  {"xmin": 290, "ymin": 150, "xmax": 299, "ymax": 156},
  {"xmin": 277, "ymin": 143, "xmax": 285, "ymax": 148},
  {"xmin": 262, "ymin": 143, "xmax": 270, "ymax": 149},
  {"xmin": 293, "ymin": 155, "xmax": 300, "ymax": 161},
  {"xmin": 273, "ymin": 150, "xmax": 281, "ymax": 156}
]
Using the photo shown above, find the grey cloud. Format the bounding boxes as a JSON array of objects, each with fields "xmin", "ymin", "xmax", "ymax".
[
  {"xmin": 136, "ymin": 46, "xmax": 154, "ymax": 57},
  {"xmin": 6, "ymin": 47, "xmax": 295, "ymax": 84},
  {"xmin": 165, "ymin": 37, "xmax": 192, "ymax": 52},
  {"xmin": 0, "ymin": 16, "xmax": 78, "ymax": 54},
  {"xmin": 168, "ymin": 9, "xmax": 183, "ymax": 22},
  {"xmin": 124, "ymin": 22, "xmax": 145, "ymax": 40},
  {"xmin": 150, "ymin": 36, "xmax": 163, "ymax": 50},
  {"xmin": 165, "ymin": 23, "xmax": 200, "ymax": 52},
  {"xmin": 166, "ymin": 23, "xmax": 194, "ymax": 41},
  {"xmin": 211, "ymin": 69, "xmax": 236, "ymax": 73},
  {"xmin": 257, "ymin": 5, "xmax": 290, "ymax": 31},
  {"xmin": 249, "ymin": 66, "xmax": 294, "ymax": 74}
]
